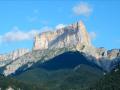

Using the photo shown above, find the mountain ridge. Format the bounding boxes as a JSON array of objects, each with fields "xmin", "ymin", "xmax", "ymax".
[{"xmin": 0, "ymin": 20, "xmax": 120, "ymax": 76}]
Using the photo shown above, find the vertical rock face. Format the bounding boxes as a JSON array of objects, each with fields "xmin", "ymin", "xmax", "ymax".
[{"xmin": 33, "ymin": 21, "xmax": 91, "ymax": 50}]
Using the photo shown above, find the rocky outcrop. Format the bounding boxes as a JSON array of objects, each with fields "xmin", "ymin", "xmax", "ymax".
[
  {"xmin": 107, "ymin": 49, "xmax": 120, "ymax": 59},
  {"xmin": 0, "ymin": 48, "xmax": 29, "ymax": 67},
  {"xmin": 33, "ymin": 21, "xmax": 91, "ymax": 50}
]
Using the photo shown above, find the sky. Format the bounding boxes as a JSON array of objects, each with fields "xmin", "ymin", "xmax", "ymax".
[{"xmin": 0, "ymin": 0, "xmax": 120, "ymax": 54}]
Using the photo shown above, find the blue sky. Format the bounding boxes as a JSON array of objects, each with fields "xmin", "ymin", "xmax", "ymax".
[{"xmin": 0, "ymin": 0, "xmax": 120, "ymax": 54}]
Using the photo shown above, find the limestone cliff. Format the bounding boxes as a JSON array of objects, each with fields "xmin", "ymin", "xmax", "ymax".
[
  {"xmin": 0, "ymin": 48, "xmax": 29, "ymax": 67},
  {"xmin": 33, "ymin": 21, "xmax": 91, "ymax": 50}
]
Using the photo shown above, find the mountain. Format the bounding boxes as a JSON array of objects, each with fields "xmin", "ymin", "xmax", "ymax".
[
  {"xmin": 0, "ymin": 21, "xmax": 95, "ymax": 76},
  {"xmin": 14, "ymin": 51, "xmax": 103, "ymax": 90},
  {"xmin": 0, "ymin": 20, "xmax": 120, "ymax": 76},
  {"xmin": 0, "ymin": 48, "xmax": 29, "ymax": 67},
  {"xmin": 14, "ymin": 51, "xmax": 103, "ymax": 74},
  {"xmin": 0, "ymin": 20, "xmax": 120, "ymax": 90},
  {"xmin": 33, "ymin": 21, "xmax": 91, "ymax": 50},
  {"xmin": 1, "ymin": 51, "xmax": 119, "ymax": 90}
]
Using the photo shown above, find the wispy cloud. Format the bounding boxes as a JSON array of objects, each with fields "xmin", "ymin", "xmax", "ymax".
[
  {"xmin": 89, "ymin": 31, "xmax": 97, "ymax": 40},
  {"xmin": 72, "ymin": 2, "xmax": 93, "ymax": 17},
  {"xmin": 0, "ymin": 26, "xmax": 54, "ymax": 43},
  {"xmin": 0, "ymin": 27, "xmax": 39, "ymax": 43},
  {"xmin": 55, "ymin": 24, "xmax": 66, "ymax": 29}
]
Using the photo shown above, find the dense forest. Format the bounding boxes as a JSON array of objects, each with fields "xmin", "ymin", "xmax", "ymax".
[{"xmin": 90, "ymin": 66, "xmax": 120, "ymax": 90}]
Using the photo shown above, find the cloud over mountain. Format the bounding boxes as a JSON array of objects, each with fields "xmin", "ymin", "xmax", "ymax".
[{"xmin": 55, "ymin": 24, "xmax": 66, "ymax": 29}]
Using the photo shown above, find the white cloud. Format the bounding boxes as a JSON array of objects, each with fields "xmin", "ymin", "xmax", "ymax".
[
  {"xmin": 0, "ymin": 26, "xmax": 54, "ymax": 43},
  {"xmin": 72, "ymin": 2, "xmax": 92, "ymax": 16},
  {"xmin": 89, "ymin": 31, "xmax": 97, "ymax": 40},
  {"xmin": 0, "ymin": 27, "xmax": 39, "ymax": 43},
  {"xmin": 55, "ymin": 24, "xmax": 65, "ymax": 29}
]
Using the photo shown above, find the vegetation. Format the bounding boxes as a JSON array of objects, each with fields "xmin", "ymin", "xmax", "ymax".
[
  {"xmin": 90, "ymin": 66, "xmax": 120, "ymax": 90},
  {"xmin": 0, "ymin": 74, "xmax": 46, "ymax": 90},
  {"xmin": 14, "ymin": 64, "xmax": 103, "ymax": 90}
]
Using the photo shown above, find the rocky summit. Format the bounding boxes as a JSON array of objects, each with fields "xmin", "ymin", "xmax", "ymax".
[
  {"xmin": 0, "ymin": 21, "xmax": 120, "ymax": 76},
  {"xmin": 33, "ymin": 21, "xmax": 91, "ymax": 50}
]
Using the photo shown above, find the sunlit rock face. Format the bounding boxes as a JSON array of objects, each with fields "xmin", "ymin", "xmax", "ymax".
[
  {"xmin": 0, "ymin": 48, "xmax": 29, "ymax": 61},
  {"xmin": 0, "ymin": 48, "xmax": 29, "ymax": 67},
  {"xmin": 33, "ymin": 21, "xmax": 91, "ymax": 50}
]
